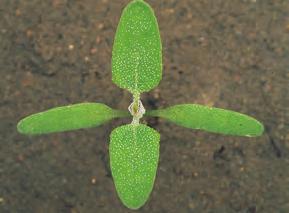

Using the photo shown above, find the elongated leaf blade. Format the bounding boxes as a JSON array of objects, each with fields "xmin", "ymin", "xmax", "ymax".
[
  {"xmin": 146, "ymin": 104, "xmax": 264, "ymax": 137},
  {"xmin": 17, "ymin": 103, "xmax": 129, "ymax": 135},
  {"xmin": 112, "ymin": 0, "xmax": 162, "ymax": 93},
  {"xmin": 109, "ymin": 124, "xmax": 160, "ymax": 209}
]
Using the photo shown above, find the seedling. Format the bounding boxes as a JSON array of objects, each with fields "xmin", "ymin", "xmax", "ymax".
[{"xmin": 17, "ymin": 0, "xmax": 264, "ymax": 210}]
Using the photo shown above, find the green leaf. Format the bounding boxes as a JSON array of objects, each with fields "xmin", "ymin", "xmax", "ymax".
[
  {"xmin": 17, "ymin": 103, "xmax": 130, "ymax": 135},
  {"xmin": 109, "ymin": 124, "xmax": 160, "ymax": 209},
  {"xmin": 146, "ymin": 104, "xmax": 264, "ymax": 137},
  {"xmin": 112, "ymin": 0, "xmax": 162, "ymax": 93}
]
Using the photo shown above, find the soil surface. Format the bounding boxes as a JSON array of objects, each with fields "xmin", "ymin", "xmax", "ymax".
[{"xmin": 1, "ymin": 0, "xmax": 289, "ymax": 212}]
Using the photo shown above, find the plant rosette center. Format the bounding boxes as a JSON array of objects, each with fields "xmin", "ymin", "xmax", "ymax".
[{"xmin": 128, "ymin": 99, "xmax": 145, "ymax": 124}]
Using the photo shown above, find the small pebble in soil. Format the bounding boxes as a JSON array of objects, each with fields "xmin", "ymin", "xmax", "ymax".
[
  {"xmin": 68, "ymin": 44, "xmax": 74, "ymax": 50},
  {"xmin": 90, "ymin": 48, "xmax": 97, "ymax": 54},
  {"xmin": 91, "ymin": 177, "xmax": 97, "ymax": 184},
  {"xmin": 193, "ymin": 172, "xmax": 199, "ymax": 177},
  {"xmin": 84, "ymin": 56, "xmax": 90, "ymax": 62}
]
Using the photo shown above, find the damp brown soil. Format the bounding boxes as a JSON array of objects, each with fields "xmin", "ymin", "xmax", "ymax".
[{"xmin": 1, "ymin": 0, "xmax": 289, "ymax": 212}]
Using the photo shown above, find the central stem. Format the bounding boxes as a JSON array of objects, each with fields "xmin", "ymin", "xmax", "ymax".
[
  {"xmin": 132, "ymin": 93, "xmax": 140, "ymax": 113},
  {"xmin": 128, "ymin": 93, "xmax": 145, "ymax": 125}
]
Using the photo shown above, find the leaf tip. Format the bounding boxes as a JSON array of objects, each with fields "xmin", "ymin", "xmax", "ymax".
[
  {"xmin": 122, "ymin": 199, "xmax": 145, "ymax": 210},
  {"xmin": 245, "ymin": 119, "xmax": 265, "ymax": 137},
  {"xmin": 17, "ymin": 119, "xmax": 24, "ymax": 134},
  {"xmin": 254, "ymin": 120, "xmax": 265, "ymax": 136},
  {"xmin": 17, "ymin": 117, "xmax": 31, "ymax": 135}
]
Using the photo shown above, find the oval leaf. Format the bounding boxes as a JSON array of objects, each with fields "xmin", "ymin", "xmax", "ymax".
[
  {"xmin": 17, "ymin": 103, "xmax": 129, "ymax": 135},
  {"xmin": 109, "ymin": 124, "xmax": 160, "ymax": 209},
  {"xmin": 146, "ymin": 104, "xmax": 264, "ymax": 137},
  {"xmin": 112, "ymin": 0, "xmax": 162, "ymax": 93}
]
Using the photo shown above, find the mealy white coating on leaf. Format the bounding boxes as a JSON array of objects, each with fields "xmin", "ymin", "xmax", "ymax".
[
  {"xmin": 109, "ymin": 124, "xmax": 160, "ymax": 209},
  {"xmin": 147, "ymin": 104, "xmax": 264, "ymax": 137},
  {"xmin": 112, "ymin": 0, "xmax": 162, "ymax": 93},
  {"xmin": 17, "ymin": 103, "xmax": 121, "ymax": 135}
]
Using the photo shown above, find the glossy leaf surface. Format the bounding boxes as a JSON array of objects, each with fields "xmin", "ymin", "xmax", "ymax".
[
  {"xmin": 112, "ymin": 0, "xmax": 162, "ymax": 93},
  {"xmin": 17, "ymin": 103, "xmax": 129, "ymax": 135},
  {"xmin": 146, "ymin": 104, "xmax": 264, "ymax": 137},
  {"xmin": 109, "ymin": 124, "xmax": 160, "ymax": 209}
]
